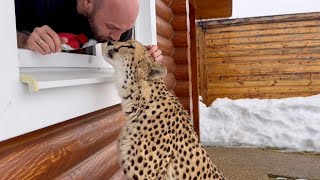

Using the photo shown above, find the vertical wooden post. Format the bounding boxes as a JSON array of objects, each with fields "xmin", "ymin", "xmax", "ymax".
[{"xmin": 189, "ymin": 1, "xmax": 200, "ymax": 139}]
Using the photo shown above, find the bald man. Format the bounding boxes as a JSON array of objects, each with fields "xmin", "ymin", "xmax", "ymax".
[{"xmin": 15, "ymin": 0, "xmax": 163, "ymax": 61}]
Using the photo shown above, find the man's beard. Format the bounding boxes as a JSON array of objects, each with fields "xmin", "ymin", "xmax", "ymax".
[{"xmin": 88, "ymin": 13, "xmax": 107, "ymax": 43}]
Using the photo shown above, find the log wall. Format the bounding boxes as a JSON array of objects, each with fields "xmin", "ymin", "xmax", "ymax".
[
  {"xmin": 199, "ymin": 12, "xmax": 320, "ymax": 105},
  {"xmin": 156, "ymin": 0, "xmax": 191, "ymax": 112},
  {"xmin": 0, "ymin": 105, "xmax": 126, "ymax": 180}
]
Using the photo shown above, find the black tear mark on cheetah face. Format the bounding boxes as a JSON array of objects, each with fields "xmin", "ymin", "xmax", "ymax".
[{"xmin": 105, "ymin": 41, "xmax": 135, "ymax": 59}]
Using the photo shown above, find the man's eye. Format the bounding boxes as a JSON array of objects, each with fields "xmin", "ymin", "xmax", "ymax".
[{"xmin": 108, "ymin": 25, "xmax": 115, "ymax": 30}]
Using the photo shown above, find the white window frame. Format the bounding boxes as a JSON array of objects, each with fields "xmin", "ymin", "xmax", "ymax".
[{"xmin": 0, "ymin": 0, "xmax": 156, "ymax": 142}]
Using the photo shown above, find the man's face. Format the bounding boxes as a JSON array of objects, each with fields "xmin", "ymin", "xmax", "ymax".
[{"xmin": 88, "ymin": 1, "xmax": 135, "ymax": 42}]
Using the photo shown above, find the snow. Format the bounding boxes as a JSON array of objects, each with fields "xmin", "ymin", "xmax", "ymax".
[{"xmin": 199, "ymin": 95, "xmax": 320, "ymax": 152}]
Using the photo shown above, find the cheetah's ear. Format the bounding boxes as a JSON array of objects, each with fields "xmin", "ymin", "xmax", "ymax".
[{"xmin": 147, "ymin": 61, "xmax": 167, "ymax": 80}]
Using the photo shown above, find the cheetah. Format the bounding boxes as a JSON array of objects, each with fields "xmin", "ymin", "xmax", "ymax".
[{"xmin": 102, "ymin": 40, "xmax": 225, "ymax": 180}]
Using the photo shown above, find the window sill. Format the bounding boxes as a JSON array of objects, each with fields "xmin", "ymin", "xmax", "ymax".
[{"xmin": 20, "ymin": 69, "xmax": 114, "ymax": 92}]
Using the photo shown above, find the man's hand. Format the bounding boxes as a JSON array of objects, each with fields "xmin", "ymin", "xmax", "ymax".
[
  {"xmin": 17, "ymin": 25, "xmax": 68, "ymax": 55},
  {"xmin": 146, "ymin": 45, "xmax": 163, "ymax": 62}
]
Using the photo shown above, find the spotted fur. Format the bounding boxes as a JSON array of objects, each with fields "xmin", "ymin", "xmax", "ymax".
[{"xmin": 102, "ymin": 40, "xmax": 225, "ymax": 180}]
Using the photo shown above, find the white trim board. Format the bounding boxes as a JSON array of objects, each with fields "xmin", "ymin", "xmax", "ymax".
[
  {"xmin": 134, "ymin": 0, "xmax": 157, "ymax": 45},
  {"xmin": 20, "ymin": 68, "xmax": 114, "ymax": 92}
]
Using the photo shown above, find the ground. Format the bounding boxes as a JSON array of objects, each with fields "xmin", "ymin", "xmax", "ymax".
[{"xmin": 205, "ymin": 147, "xmax": 320, "ymax": 180}]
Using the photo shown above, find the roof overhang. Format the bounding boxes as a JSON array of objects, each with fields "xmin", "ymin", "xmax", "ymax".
[{"xmin": 190, "ymin": 0, "xmax": 232, "ymax": 19}]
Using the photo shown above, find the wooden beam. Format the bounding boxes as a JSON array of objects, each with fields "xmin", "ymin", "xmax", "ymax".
[
  {"xmin": 189, "ymin": 1, "xmax": 200, "ymax": 139},
  {"xmin": 156, "ymin": 0, "xmax": 174, "ymax": 23},
  {"xmin": 157, "ymin": 35, "xmax": 175, "ymax": 56},
  {"xmin": 194, "ymin": 0, "xmax": 232, "ymax": 19},
  {"xmin": 156, "ymin": 16, "xmax": 174, "ymax": 40}
]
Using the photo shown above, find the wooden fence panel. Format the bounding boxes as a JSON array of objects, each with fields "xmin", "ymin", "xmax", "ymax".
[{"xmin": 199, "ymin": 12, "xmax": 320, "ymax": 105}]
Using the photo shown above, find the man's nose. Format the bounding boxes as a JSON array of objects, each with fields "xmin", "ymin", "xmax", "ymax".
[{"xmin": 111, "ymin": 30, "xmax": 123, "ymax": 41}]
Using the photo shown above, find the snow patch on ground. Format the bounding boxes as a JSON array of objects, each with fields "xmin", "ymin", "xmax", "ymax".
[{"xmin": 200, "ymin": 95, "xmax": 320, "ymax": 152}]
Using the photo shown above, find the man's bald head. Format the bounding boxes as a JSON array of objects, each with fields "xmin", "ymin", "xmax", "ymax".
[
  {"xmin": 103, "ymin": 0, "xmax": 139, "ymax": 28},
  {"xmin": 78, "ymin": 0, "xmax": 139, "ymax": 41}
]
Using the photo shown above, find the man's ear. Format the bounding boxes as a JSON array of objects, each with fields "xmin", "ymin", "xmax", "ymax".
[
  {"xmin": 147, "ymin": 62, "xmax": 167, "ymax": 80},
  {"xmin": 82, "ymin": 0, "xmax": 95, "ymax": 15}
]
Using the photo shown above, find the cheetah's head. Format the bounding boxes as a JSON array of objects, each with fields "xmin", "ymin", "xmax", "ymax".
[{"xmin": 102, "ymin": 40, "xmax": 167, "ymax": 85}]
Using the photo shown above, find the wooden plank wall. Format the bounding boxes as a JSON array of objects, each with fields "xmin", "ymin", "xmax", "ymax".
[
  {"xmin": 156, "ymin": 0, "xmax": 191, "ymax": 111},
  {"xmin": 199, "ymin": 12, "xmax": 320, "ymax": 106},
  {"xmin": 0, "ymin": 105, "xmax": 126, "ymax": 180}
]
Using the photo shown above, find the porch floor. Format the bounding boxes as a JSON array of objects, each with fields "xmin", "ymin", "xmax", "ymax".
[{"xmin": 204, "ymin": 147, "xmax": 320, "ymax": 180}]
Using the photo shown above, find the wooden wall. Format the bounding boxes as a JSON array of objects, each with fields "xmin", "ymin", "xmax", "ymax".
[
  {"xmin": 190, "ymin": 0, "xmax": 232, "ymax": 19},
  {"xmin": 0, "ymin": 105, "xmax": 127, "ymax": 180},
  {"xmin": 199, "ymin": 12, "xmax": 320, "ymax": 106},
  {"xmin": 156, "ymin": 0, "xmax": 200, "ymax": 135},
  {"xmin": 156, "ymin": 0, "xmax": 191, "ymax": 111}
]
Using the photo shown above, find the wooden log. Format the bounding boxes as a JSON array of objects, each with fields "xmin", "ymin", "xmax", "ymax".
[
  {"xmin": 156, "ymin": 16, "xmax": 174, "ymax": 40},
  {"xmin": 194, "ymin": 0, "xmax": 232, "ymax": 19},
  {"xmin": 163, "ymin": 73, "xmax": 176, "ymax": 90},
  {"xmin": 160, "ymin": 0, "xmax": 173, "ymax": 7},
  {"xmin": 159, "ymin": 56, "xmax": 176, "ymax": 73},
  {"xmin": 156, "ymin": 0, "xmax": 174, "ymax": 23},
  {"xmin": 177, "ymin": 97, "xmax": 190, "ymax": 111},
  {"xmin": 206, "ymin": 33, "xmax": 320, "ymax": 46},
  {"xmin": 206, "ymin": 53, "xmax": 320, "ymax": 65},
  {"xmin": 173, "ymin": 64, "xmax": 189, "ymax": 81},
  {"xmin": 208, "ymin": 73, "xmax": 320, "ymax": 82},
  {"xmin": 57, "ymin": 141, "xmax": 120, "ymax": 179},
  {"xmin": 208, "ymin": 79, "xmax": 320, "ymax": 88},
  {"xmin": 172, "ymin": 48, "xmax": 188, "ymax": 64},
  {"xmin": 173, "ymin": 31, "xmax": 188, "ymax": 47},
  {"xmin": 168, "ymin": 89, "xmax": 177, "ymax": 96},
  {"xmin": 0, "ymin": 106, "xmax": 125, "ymax": 180},
  {"xmin": 206, "ymin": 20, "xmax": 320, "ymax": 34},
  {"xmin": 172, "ymin": 15, "xmax": 187, "ymax": 31},
  {"xmin": 207, "ymin": 85, "xmax": 320, "ymax": 95},
  {"xmin": 174, "ymin": 81, "xmax": 190, "ymax": 97},
  {"xmin": 206, "ymin": 40, "xmax": 320, "ymax": 52},
  {"xmin": 157, "ymin": 35, "xmax": 175, "ymax": 56},
  {"xmin": 206, "ymin": 26, "xmax": 320, "ymax": 39},
  {"xmin": 171, "ymin": 0, "xmax": 186, "ymax": 14},
  {"xmin": 205, "ymin": 46, "xmax": 320, "ymax": 58},
  {"xmin": 207, "ymin": 60, "xmax": 320, "ymax": 75},
  {"xmin": 203, "ymin": 12, "xmax": 320, "ymax": 28},
  {"xmin": 207, "ymin": 91, "xmax": 320, "ymax": 105}
]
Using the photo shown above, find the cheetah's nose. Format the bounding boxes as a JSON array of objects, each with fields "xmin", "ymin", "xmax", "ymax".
[{"xmin": 107, "ymin": 41, "xmax": 114, "ymax": 46}]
